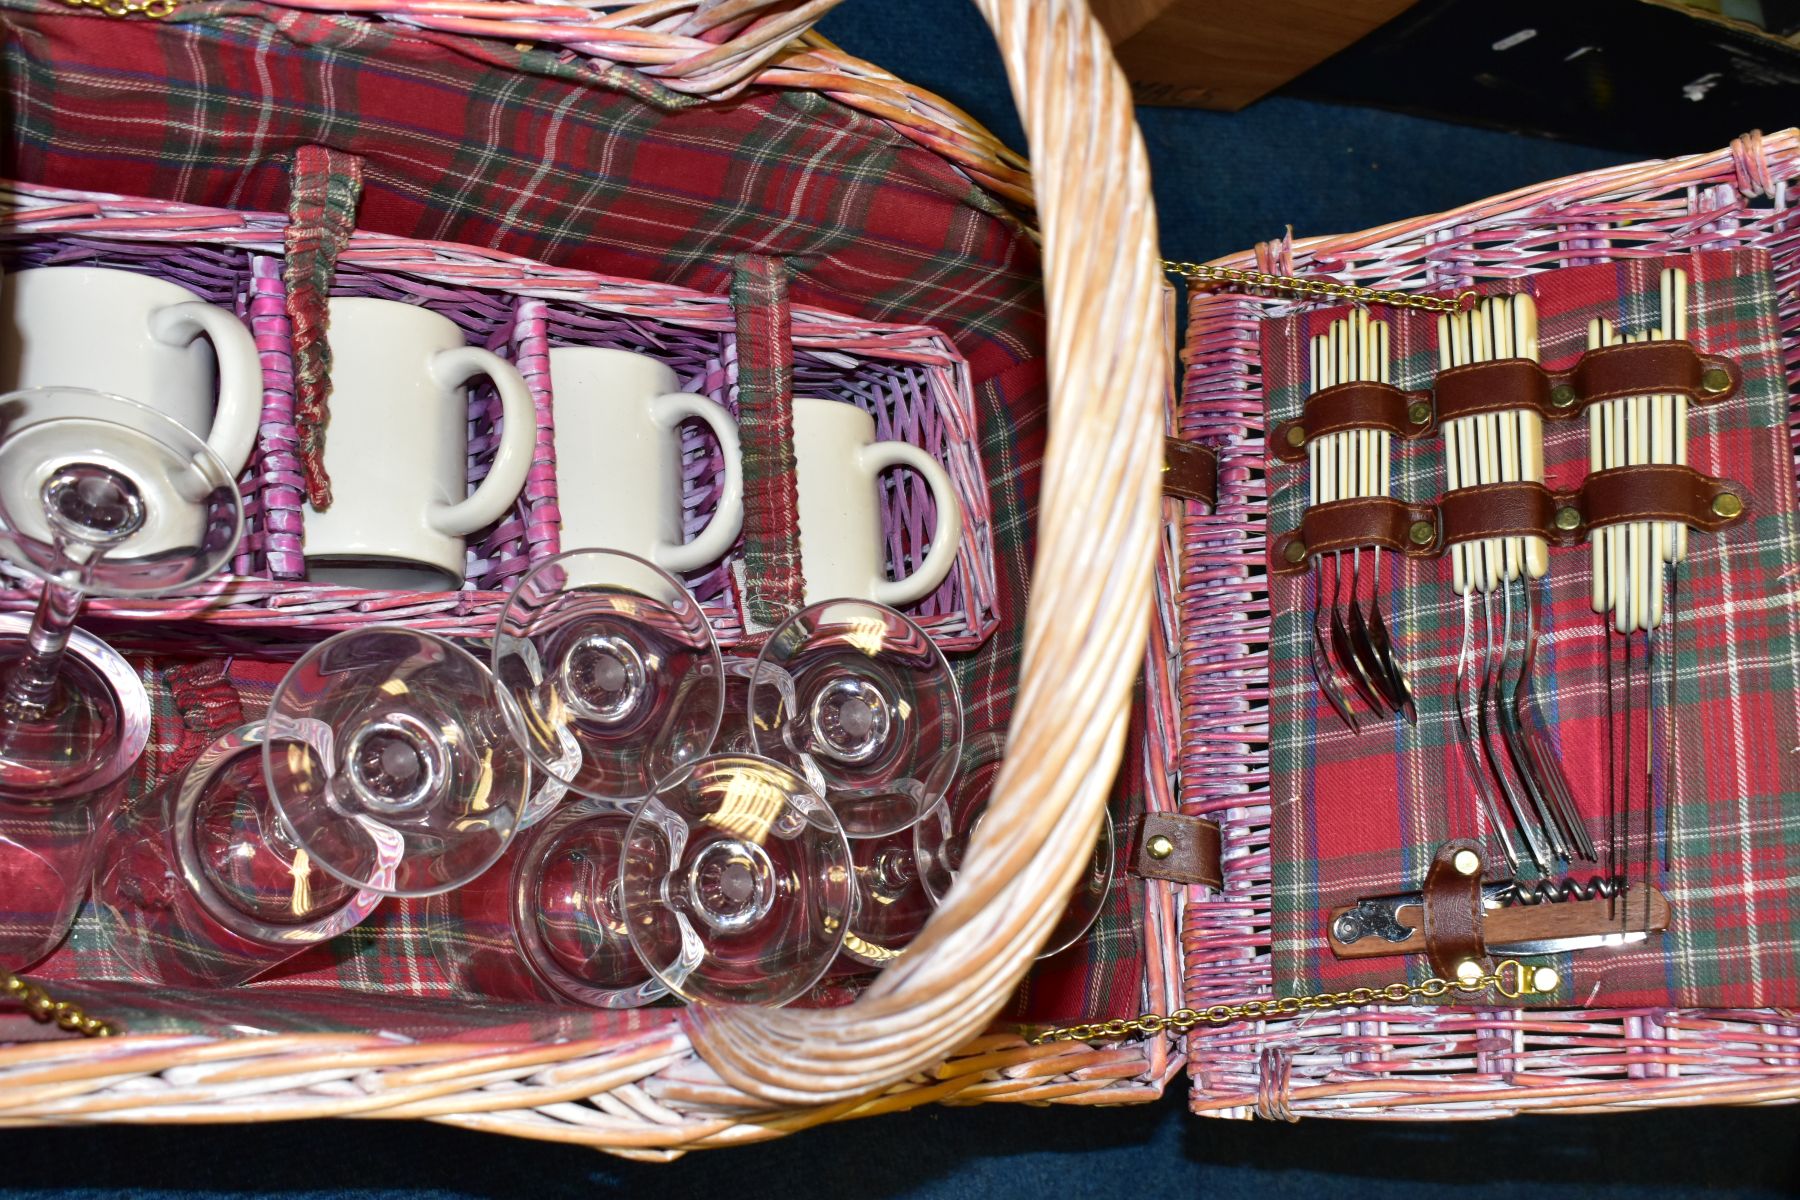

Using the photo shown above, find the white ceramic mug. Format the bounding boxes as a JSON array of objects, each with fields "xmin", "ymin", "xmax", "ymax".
[
  {"xmin": 0, "ymin": 267, "xmax": 262, "ymax": 476},
  {"xmin": 792, "ymin": 397, "xmax": 962, "ymax": 607},
  {"xmin": 549, "ymin": 347, "xmax": 742, "ymax": 584},
  {"xmin": 303, "ymin": 298, "xmax": 535, "ymax": 591}
]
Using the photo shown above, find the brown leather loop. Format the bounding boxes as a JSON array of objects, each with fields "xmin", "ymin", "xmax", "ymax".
[
  {"xmin": 1269, "ymin": 497, "xmax": 1440, "ymax": 576},
  {"xmin": 1271, "ymin": 381, "xmax": 1433, "ymax": 463},
  {"xmin": 1439, "ymin": 482, "xmax": 1558, "ymax": 547},
  {"xmin": 1162, "ymin": 437, "xmax": 1217, "ymax": 508},
  {"xmin": 1572, "ymin": 340, "xmax": 1740, "ymax": 408},
  {"xmin": 1580, "ymin": 464, "xmax": 1751, "ymax": 534},
  {"xmin": 1433, "ymin": 358, "xmax": 1553, "ymax": 424},
  {"xmin": 1130, "ymin": 813, "xmax": 1222, "ymax": 889},
  {"xmin": 1431, "ymin": 344, "xmax": 1740, "ymax": 425},
  {"xmin": 1421, "ymin": 840, "xmax": 1489, "ymax": 980}
]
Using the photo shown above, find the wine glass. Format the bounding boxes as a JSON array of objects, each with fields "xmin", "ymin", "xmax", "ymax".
[
  {"xmin": 492, "ymin": 548, "xmax": 722, "ymax": 814},
  {"xmin": 0, "ymin": 387, "xmax": 242, "ymax": 969},
  {"xmin": 621, "ymin": 753, "xmax": 852, "ymax": 1006},
  {"xmin": 432, "ymin": 797, "xmax": 678, "ymax": 1008},
  {"xmin": 748, "ymin": 599, "xmax": 961, "ymax": 838},
  {"xmin": 93, "ymin": 625, "xmax": 530, "ymax": 986},
  {"xmin": 914, "ymin": 733, "xmax": 1117, "ymax": 959}
]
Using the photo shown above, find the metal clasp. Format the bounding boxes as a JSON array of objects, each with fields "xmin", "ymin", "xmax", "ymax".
[{"xmin": 1492, "ymin": 958, "xmax": 1561, "ymax": 1000}]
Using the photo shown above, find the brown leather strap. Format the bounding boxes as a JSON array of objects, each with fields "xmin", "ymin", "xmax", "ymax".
[
  {"xmin": 1421, "ymin": 840, "xmax": 1488, "ymax": 980},
  {"xmin": 1162, "ymin": 437, "xmax": 1218, "ymax": 508},
  {"xmin": 1433, "ymin": 343, "xmax": 1740, "ymax": 425},
  {"xmin": 1269, "ymin": 497, "xmax": 1441, "ymax": 575},
  {"xmin": 1438, "ymin": 481, "xmax": 1559, "ymax": 547},
  {"xmin": 1271, "ymin": 381, "xmax": 1434, "ymax": 463},
  {"xmin": 1434, "ymin": 358, "xmax": 1554, "ymax": 424},
  {"xmin": 1579, "ymin": 464, "xmax": 1750, "ymax": 534},
  {"xmin": 1130, "ymin": 812, "xmax": 1222, "ymax": 889},
  {"xmin": 1295, "ymin": 467, "xmax": 1750, "ymax": 570},
  {"xmin": 1572, "ymin": 340, "xmax": 1740, "ymax": 408}
]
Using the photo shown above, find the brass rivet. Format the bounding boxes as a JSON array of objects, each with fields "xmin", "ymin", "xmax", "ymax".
[
  {"xmin": 1712, "ymin": 491, "xmax": 1743, "ymax": 519},
  {"xmin": 1408, "ymin": 401, "xmax": 1432, "ymax": 425},
  {"xmin": 1532, "ymin": 966, "xmax": 1561, "ymax": 993},
  {"xmin": 1283, "ymin": 540, "xmax": 1308, "ymax": 564},
  {"xmin": 1549, "ymin": 383, "xmax": 1578, "ymax": 409},
  {"xmin": 1146, "ymin": 834, "xmax": 1175, "ymax": 861},
  {"xmin": 1285, "ymin": 425, "xmax": 1307, "ymax": 447},
  {"xmin": 1452, "ymin": 848, "xmax": 1482, "ymax": 877},
  {"xmin": 1407, "ymin": 520, "xmax": 1435, "ymax": 546},
  {"xmin": 1701, "ymin": 366, "xmax": 1731, "ymax": 394},
  {"xmin": 1554, "ymin": 505, "xmax": 1582, "ymax": 532},
  {"xmin": 1455, "ymin": 960, "xmax": 1483, "ymax": 985}
]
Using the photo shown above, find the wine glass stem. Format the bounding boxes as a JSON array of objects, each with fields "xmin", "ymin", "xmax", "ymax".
[{"xmin": 2, "ymin": 576, "xmax": 87, "ymax": 721}]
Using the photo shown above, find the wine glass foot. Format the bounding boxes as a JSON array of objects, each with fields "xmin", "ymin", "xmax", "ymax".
[{"xmin": 0, "ymin": 616, "xmax": 148, "ymax": 801}]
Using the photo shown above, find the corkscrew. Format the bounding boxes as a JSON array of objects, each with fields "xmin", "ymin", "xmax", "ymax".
[
  {"xmin": 1329, "ymin": 856, "xmax": 1668, "ymax": 964},
  {"xmin": 1497, "ymin": 876, "xmax": 1624, "ymax": 906}
]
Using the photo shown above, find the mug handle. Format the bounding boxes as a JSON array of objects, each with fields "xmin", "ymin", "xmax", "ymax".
[
  {"xmin": 857, "ymin": 441, "xmax": 963, "ymax": 609},
  {"xmin": 147, "ymin": 301, "xmax": 262, "ymax": 476},
  {"xmin": 650, "ymin": 392, "xmax": 743, "ymax": 574},
  {"xmin": 426, "ymin": 347, "xmax": 536, "ymax": 537}
]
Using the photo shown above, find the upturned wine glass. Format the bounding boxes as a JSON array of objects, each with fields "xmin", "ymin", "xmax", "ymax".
[
  {"xmin": 747, "ymin": 599, "xmax": 961, "ymax": 839},
  {"xmin": 93, "ymin": 626, "xmax": 529, "ymax": 986},
  {"xmin": 620, "ymin": 753, "xmax": 852, "ymax": 1006},
  {"xmin": 492, "ymin": 548, "xmax": 722, "ymax": 817},
  {"xmin": 914, "ymin": 733, "xmax": 1116, "ymax": 959}
]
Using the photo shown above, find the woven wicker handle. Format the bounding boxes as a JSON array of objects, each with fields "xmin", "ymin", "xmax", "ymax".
[{"xmin": 690, "ymin": 0, "xmax": 1168, "ymax": 1103}]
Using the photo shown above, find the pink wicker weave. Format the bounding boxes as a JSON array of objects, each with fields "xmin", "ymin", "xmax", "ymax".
[
  {"xmin": 0, "ymin": 180, "xmax": 1000, "ymax": 652},
  {"xmin": 1179, "ymin": 128, "xmax": 1800, "ymax": 1119}
]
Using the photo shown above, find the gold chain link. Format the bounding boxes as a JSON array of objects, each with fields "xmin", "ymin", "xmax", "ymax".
[
  {"xmin": 1163, "ymin": 259, "xmax": 1475, "ymax": 314},
  {"xmin": 1, "ymin": 969, "xmax": 117, "ymax": 1038},
  {"xmin": 1029, "ymin": 959, "xmax": 1556, "ymax": 1045},
  {"xmin": 60, "ymin": 0, "xmax": 176, "ymax": 18}
]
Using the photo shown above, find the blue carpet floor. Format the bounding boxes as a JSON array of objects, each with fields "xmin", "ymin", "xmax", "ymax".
[{"xmin": 6, "ymin": 4, "xmax": 1797, "ymax": 1196}]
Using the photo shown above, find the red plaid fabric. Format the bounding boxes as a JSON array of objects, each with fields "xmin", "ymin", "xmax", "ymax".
[
  {"xmin": 283, "ymin": 143, "xmax": 364, "ymax": 510},
  {"xmin": 731, "ymin": 253, "xmax": 804, "ymax": 628},
  {"xmin": 1267, "ymin": 250, "xmax": 1800, "ymax": 1008},
  {"xmin": 3, "ymin": 2, "xmax": 1150, "ymax": 1020}
]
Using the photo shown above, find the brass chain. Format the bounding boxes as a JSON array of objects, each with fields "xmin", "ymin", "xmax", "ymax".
[
  {"xmin": 1028, "ymin": 959, "xmax": 1557, "ymax": 1045},
  {"xmin": 1, "ymin": 969, "xmax": 117, "ymax": 1038},
  {"xmin": 1163, "ymin": 259, "xmax": 1475, "ymax": 314},
  {"xmin": 60, "ymin": 0, "xmax": 176, "ymax": 18}
]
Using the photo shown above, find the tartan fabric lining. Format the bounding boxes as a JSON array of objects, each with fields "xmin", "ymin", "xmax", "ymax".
[
  {"xmin": 1, "ymin": 3, "xmax": 1153, "ymax": 1025},
  {"xmin": 1266, "ymin": 251, "xmax": 1800, "ymax": 1008}
]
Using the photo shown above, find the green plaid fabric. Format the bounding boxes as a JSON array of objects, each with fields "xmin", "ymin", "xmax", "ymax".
[{"xmin": 1268, "ymin": 251, "xmax": 1800, "ymax": 1008}]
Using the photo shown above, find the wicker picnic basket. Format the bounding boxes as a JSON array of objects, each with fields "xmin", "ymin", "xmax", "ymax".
[
  {"xmin": 0, "ymin": 0, "xmax": 1180, "ymax": 1151},
  {"xmin": 1180, "ymin": 128, "xmax": 1800, "ymax": 1120}
]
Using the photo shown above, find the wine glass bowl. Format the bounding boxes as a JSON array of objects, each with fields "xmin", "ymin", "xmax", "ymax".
[
  {"xmin": 92, "ymin": 723, "xmax": 382, "ymax": 987},
  {"xmin": 512, "ymin": 800, "xmax": 670, "ymax": 1008},
  {"xmin": 621, "ymin": 753, "xmax": 851, "ymax": 1007},
  {"xmin": 749, "ymin": 600, "xmax": 961, "ymax": 839},
  {"xmin": 842, "ymin": 826, "xmax": 934, "ymax": 968},
  {"xmin": 264, "ymin": 627, "xmax": 528, "ymax": 898},
  {"xmin": 914, "ymin": 732, "xmax": 1116, "ymax": 959},
  {"xmin": 493, "ymin": 549, "xmax": 722, "ymax": 805}
]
